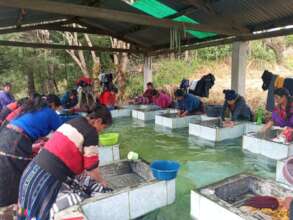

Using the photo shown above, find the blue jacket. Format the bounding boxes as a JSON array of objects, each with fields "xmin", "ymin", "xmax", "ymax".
[
  {"xmin": 177, "ymin": 94, "xmax": 201, "ymax": 113},
  {"xmin": 221, "ymin": 96, "xmax": 252, "ymax": 121},
  {"xmin": 0, "ymin": 91, "xmax": 14, "ymax": 110},
  {"xmin": 11, "ymin": 107, "xmax": 62, "ymax": 141}
]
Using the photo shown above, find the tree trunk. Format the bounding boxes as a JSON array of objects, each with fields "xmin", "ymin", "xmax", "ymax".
[
  {"xmin": 264, "ymin": 37, "xmax": 286, "ymax": 65},
  {"xmin": 27, "ymin": 71, "xmax": 35, "ymax": 96},
  {"xmin": 111, "ymin": 38, "xmax": 129, "ymax": 101}
]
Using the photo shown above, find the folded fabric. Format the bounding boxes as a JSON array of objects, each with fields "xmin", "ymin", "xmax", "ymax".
[
  {"xmin": 244, "ymin": 196, "xmax": 279, "ymax": 210},
  {"xmin": 274, "ymin": 76, "xmax": 285, "ymax": 89}
]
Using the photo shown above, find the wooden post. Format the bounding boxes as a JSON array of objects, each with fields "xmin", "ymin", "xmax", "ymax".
[
  {"xmin": 144, "ymin": 56, "xmax": 152, "ymax": 90},
  {"xmin": 231, "ymin": 41, "xmax": 248, "ymax": 96}
]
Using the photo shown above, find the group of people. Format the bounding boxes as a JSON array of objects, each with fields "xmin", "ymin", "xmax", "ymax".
[
  {"xmin": 136, "ymin": 81, "xmax": 292, "ymax": 134},
  {"xmin": 0, "ymin": 80, "xmax": 113, "ymax": 220},
  {"xmin": 0, "ymin": 72, "xmax": 292, "ymax": 220}
]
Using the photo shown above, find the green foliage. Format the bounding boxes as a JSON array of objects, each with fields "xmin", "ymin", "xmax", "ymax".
[
  {"xmin": 197, "ymin": 45, "xmax": 231, "ymax": 60},
  {"xmin": 285, "ymin": 35, "xmax": 293, "ymax": 47},
  {"xmin": 249, "ymin": 41, "xmax": 276, "ymax": 62},
  {"xmin": 125, "ymin": 72, "xmax": 144, "ymax": 98},
  {"xmin": 154, "ymin": 59, "xmax": 199, "ymax": 85}
]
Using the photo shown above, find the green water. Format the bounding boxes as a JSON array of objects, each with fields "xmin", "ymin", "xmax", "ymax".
[{"xmin": 107, "ymin": 118, "xmax": 275, "ymax": 220}]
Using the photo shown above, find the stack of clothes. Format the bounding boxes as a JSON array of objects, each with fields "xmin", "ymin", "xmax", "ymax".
[
  {"xmin": 261, "ymin": 70, "xmax": 293, "ymax": 112},
  {"xmin": 180, "ymin": 73, "xmax": 215, "ymax": 98}
]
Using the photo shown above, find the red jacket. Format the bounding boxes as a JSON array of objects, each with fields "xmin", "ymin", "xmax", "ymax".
[{"xmin": 100, "ymin": 91, "xmax": 116, "ymax": 106}]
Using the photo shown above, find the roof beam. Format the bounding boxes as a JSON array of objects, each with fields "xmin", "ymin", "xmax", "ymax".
[
  {"xmin": 76, "ymin": 18, "xmax": 151, "ymax": 48},
  {"xmin": 0, "ymin": 20, "xmax": 73, "ymax": 34},
  {"xmin": 0, "ymin": 0, "xmax": 241, "ymax": 35},
  {"xmin": 0, "ymin": 40, "xmax": 143, "ymax": 53},
  {"xmin": 151, "ymin": 27, "xmax": 293, "ymax": 56}
]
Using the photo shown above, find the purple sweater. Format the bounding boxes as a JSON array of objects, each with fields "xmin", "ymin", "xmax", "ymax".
[
  {"xmin": 0, "ymin": 91, "xmax": 14, "ymax": 110},
  {"xmin": 272, "ymin": 102, "xmax": 293, "ymax": 128}
]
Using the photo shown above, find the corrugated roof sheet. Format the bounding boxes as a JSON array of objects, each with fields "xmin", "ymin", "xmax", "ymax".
[{"xmin": 0, "ymin": 0, "xmax": 292, "ymax": 51}]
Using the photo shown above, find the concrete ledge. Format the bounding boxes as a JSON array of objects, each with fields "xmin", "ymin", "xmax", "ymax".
[
  {"xmin": 98, "ymin": 144, "xmax": 120, "ymax": 166},
  {"xmin": 191, "ymin": 191, "xmax": 243, "ymax": 220},
  {"xmin": 276, "ymin": 158, "xmax": 291, "ymax": 187},
  {"xmin": 132, "ymin": 109, "xmax": 177, "ymax": 121},
  {"xmin": 244, "ymin": 122, "xmax": 263, "ymax": 134},
  {"xmin": 82, "ymin": 179, "xmax": 176, "ymax": 220},
  {"xmin": 189, "ymin": 122, "xmax": 245, "ymax": 142},
  {"xmin": 191, "ymin": 174, "xmax": 293, "ymax": 220},
  {"xmin": 155, "ymin": 114, "xmax": 201, "ymax": 129},
  {"xmin": 111, "ymin": 109, "xmax": 131, "ymax": 118},
  {"xmin": 242, "ymin": 134, "xmax": 293, "ymax": 161}
]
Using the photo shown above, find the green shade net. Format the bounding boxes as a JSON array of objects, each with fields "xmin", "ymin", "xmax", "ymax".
[{"xmin": 131, "ymin": 0, "xmax": 216, "ymax": 39}]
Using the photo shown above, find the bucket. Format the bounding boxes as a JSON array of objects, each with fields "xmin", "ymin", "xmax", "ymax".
[
  {"xmin": 127, "ymin": 151, "xmax": 139, "ymax": 160},
  {"xmin": 150, "ymin": 160, "xmax": 180, "ymax": 181},
  {"xmin": 99, "ymin": 133, "xmax": 119, "ymax": 146}
]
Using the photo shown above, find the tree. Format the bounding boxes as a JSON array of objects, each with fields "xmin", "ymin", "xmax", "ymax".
[
  {"xmin": 264, "ymin": 37, "xmax": 286, "ymax": 65},
  {"xmin": 111, "ymin": 38, "xmax": 129, "ymax": 101}
]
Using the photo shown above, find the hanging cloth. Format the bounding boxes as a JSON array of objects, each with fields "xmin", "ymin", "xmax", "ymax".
[{"xmin": 274, "ymin": 76, "xmax": 285, "ymax": 89}]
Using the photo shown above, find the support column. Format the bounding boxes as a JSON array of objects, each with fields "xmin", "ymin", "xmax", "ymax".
[
  {"xmin": 231, "ymin": 41, "xmax": 248, "ymax": 96},
  {"xmin": 144, "ymin": 56, "xmax": 152, "ymax": 90}
]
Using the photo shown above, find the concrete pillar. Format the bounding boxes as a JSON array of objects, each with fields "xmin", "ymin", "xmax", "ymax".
[
  {"xmin": 144, "ymin": 56, "xmax": 152, "ymax": 90},
  {"xmin": 231, "ymin": 41, "xmax": 249, "ymax": 96}
]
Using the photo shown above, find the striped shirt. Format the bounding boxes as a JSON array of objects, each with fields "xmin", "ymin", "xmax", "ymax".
[{"xmin": 35, "ymin": 117, "xmax": 99, "ymax": 181}]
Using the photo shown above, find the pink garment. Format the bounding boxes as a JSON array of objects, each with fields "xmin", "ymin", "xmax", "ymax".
[{"xmin": 153, "ymin": 92, "xmax": 172, "ymax": 109}]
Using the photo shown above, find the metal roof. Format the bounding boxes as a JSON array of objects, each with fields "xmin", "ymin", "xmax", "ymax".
[{"xmin": 0, "ymin": 0, "xmax": 292, "ymax": 53}]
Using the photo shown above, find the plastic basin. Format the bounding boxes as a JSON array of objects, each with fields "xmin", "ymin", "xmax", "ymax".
[
  {"xmin": 150, "ymin": 160, "xmax": 180, "ymax": 181},
  {"xmin": 99, "ymin": 133, "xmax": 120, "ymax": 146}
]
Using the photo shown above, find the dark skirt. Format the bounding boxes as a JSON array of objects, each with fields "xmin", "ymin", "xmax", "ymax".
[
  {"xmin": 18, "ymin": 161, "xmax": 62, "ymax": 220},
  {"xmin": 0, "ymin": 127, "xmax": 32, "ymax": 207}
]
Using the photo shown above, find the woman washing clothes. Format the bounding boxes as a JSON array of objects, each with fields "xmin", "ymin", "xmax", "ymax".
[
  {"xmin": 17, "ymin": 106, "xmax": 112, "ymax": 220},
  {"xmin": 152, "ymin": 89, "xmax": 172, "ymax": 109},
  {"xmin": 174, "ymin": 89, "xmax": 202, "ymax": 117},
  {"xmin": 0, "ymin": 94, "xmax": 62, "ymax": 207},
  {"xmin": 260, "ymin": 88, "xmax": 293, "ymax": 134},
  {"xmin": 221, "ymin": 89, "xmax": 252, "ymax": 127},
  {"xmin": 133, "ymin": 82, "xmax": 155, "ymax": 105}
]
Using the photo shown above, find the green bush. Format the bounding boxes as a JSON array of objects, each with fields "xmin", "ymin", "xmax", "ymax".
[
  {"xmin": 153, "ymin": 58, "xmax": 200, "ymax": 86},
  {"xmin": 197, "ymin": 45, "xmax": 231, "ymax": 60},
  {"xmin": 249, "ymin": 41, "xmax": 276, "ymax": 62},
  {"xmin": 285, "ymin": 35, "xmax": 293, "ymax": 47}
]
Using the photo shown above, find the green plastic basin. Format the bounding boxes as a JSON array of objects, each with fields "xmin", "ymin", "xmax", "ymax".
[{"xmin": 99, "ymin": 133, "xmax": 120, "ymax": 146}]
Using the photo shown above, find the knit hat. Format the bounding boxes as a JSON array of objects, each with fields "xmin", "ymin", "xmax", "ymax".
[{"xmin": 223, "ymin": 89, "xmax": 238, "ymax": 101}]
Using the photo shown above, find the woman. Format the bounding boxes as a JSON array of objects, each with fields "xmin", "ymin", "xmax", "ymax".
[
  {"xmin": 17, "ymin": 106, "xmax": 112, "ymax": 220},
  {"xmin": 221, "ymin": 89, "xmax": 252, "ymax": 126},
  {"xmin": 0, "ymin": 94, "xmax": 62, "ymax": 207},
  {"xmin": 99, "ymin": 84, "xmax": 117, "ymax": 110},
  {"xmin": 134, "ymin": 82, "xmax": 155, "ymax": 105},
  {"xmin": 174, "ymin": 89, "xmax": 201, "ymax": 117},
  {"xmin": 0, "ymin": 97, "xmax": 28, "ymax": 127},
  {"xmin": 47, "ymin": 94, "xmax": 62, "ymax": 113},
  {"xmin": 261, "ymin": 88, "xmax": 293, "ymax": 133},
  {"xmin": 152, "ymin": 90, "xmax": 172, "ymax": 109}
]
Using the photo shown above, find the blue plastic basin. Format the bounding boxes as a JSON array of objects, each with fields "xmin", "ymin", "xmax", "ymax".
[{"xmin": 150, "ymin": 160, "xmax": 180, "ymax": 181}]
